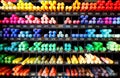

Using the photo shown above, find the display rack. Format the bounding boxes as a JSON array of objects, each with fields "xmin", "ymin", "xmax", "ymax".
[{"xmin": 0, "ymin": 0, "xmax": 120, "ymax": 78}]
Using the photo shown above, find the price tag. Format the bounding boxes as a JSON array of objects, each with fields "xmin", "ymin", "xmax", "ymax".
[
  {"xmin": 58, "ymin": 12, "xmax": 63, "ymax": 15},
  {"xmin": 1, "ymin": 12, "xmax": 5, "ymax": 15},
  {"xmin": 51, "ymin": 38, "xmax": 56, "ymax": 41},
  {"xmin": 30, "ymin": 12, "xmax": 34, "ymax": 15},
  {"xmin": 31, "ymin": 38, "xmax": 34, "ymax": 40},
  {"xmin": 103, "ymin": 25, "xmax": 107, "ymax": 28},
  {"xmin": 80, "ymin": 12, "xmax": 85, "ymax": 15},
  {"xmin": 36, "ymin": 12, "xmax": 41, "ymax": 15},
  {"xmin": 73, "ymin": 25, "xmax": 78, "ymax": 28},
  {"xmin": 94, "ymin": 38, "xmax": 98, "ymax": 41},
  {"xmin": 38, "ymin": 38, "xmax": 41, "ymax": 40},
  {"xmin": 81, "ymin": 25, "xmax": 85, "ymax": 28},
  {"xmin": 110, "ymin": 12, "xmax": 115, "ymax": 16},
  {"xmin": 44, "ymin": 25, "xmax": 49, "ymax": 28},
  {"xmin": 58, "ymin": 38, "xmax": 63, "ymax": 41},
  {"xmin": 10, "ymin": 38, "xmax": 14, "ymax": 40},
  {"xmin": 66, "ymin": 12, "xmax": 70, "ymax": 15},
  {"xmin": 73, "ymin": 38, "xmax": 77, "ymax": 41},
  {"xmin": 96, "ymin": 25, "xmax": 100, "ymax": 28},
  {"xmin": 45, "ymin": 38, "xmax": 48, "ymax": 40},
  {"xmin": 10, "ymin": 25, "xmax": 13, "ymax": 27},
  {"xmin": 44, "ymin": 12, "xmax": 48, "ymax": 15},
  {"xmin": 117, "ymin": 13, "xmax": 120, "ymax": 15},
  {"xmin": 110, "ymin": 25, "xmax": 114, "ymax": 28},
  {"xmin": 65, "ymin": 25, "xmax": 70, "ymax": 28},
  {"xmin": 88, "ymin": 25, "xmax": 92, "ymax": 28},
  {"xmin": 37, "ymin": 25, "xmax": 42, "ymax": 28},
  {"xmin": 3, "ymin": 25, "xmax": 7, "ymax": 27},
  {"xmin": 16, "ymin": 12, "xmax": 20, "ymax": 15},
  {"xmin": 23, "ymin": 25, "xmax": 27, "ymax": 28},
  {"xmin": 58, "ymin": 25, "xmax": 63, "ymax": 28},
  {"xmin": 102, "ymin": 12, "xmax": 107, "ymax": 16},
  {"xmin": 51, "ymin": 25, "xmax": 56, "ymax": 28},
  {"xmin": 8, "ymin": 12, "xmax": 12, "ymax": 15},
  {"xmin": 87, "ymin": 38, "xmax": 92, "ymax": 41},
  {"xmin": 17, "ymin": 38, "xmax": 20, "ymax": 40},
  {"xmin": 73, "ymin": 12, "xmax": 78, "ymax": 15},
  {"xmin": 115, "ymin": 61, "xmax": 119, "ymax": 64},
  {"xmin": 88, "ymin": 12, "xmax": 93, "ymax": 15},
  {"xmin": 3, "ymin": 38, "xmax": 7, "ymax": 40},
  {"xmin": 95, "ymin": 12, "xmax": 100, "ymax": 15},
  {"xmin": 108, "ymin": 38, "xmax": 112, "ymax": 41},
  {"xmin": 24, "ymin": 38, "xmax": 27, "ymax": 40},
  {"xmin": 80, "ymin": 38, "xmax": 84, "ymax": 41},
  {"xmin": 51, "ymin": 12, "xmax": 56, "ymax": 15},
  {"xmin": 22, "ymin": 12, "xmax": 27, "ymax": 15},
  {"xmin": 30, "ymin": 25, "xmax": 34, "ymax": 28},
  {"xmin": 66, "ymin": 38, "xmax": 70, "ymax": 41},
  {"xmin": 16, "ymin": 25, "xmax": 20, "ymax": 28}
]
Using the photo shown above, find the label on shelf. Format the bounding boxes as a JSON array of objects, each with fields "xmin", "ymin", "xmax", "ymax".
[
  {"xmin": 44, "ymin": 25, "xmax": 49, "ymax": 28},
  {"xmin": 102, "ymin": 12, "xmax": 107, "ymax": 16},
  {"xmin": 16, "ymin": 25, "xmax": 20, "ymax": 28},
  {"xmin": 1, "ymin": 12, "xmax": 5, "ymax": 15},
  {"xmin": 88, "ymin": 25, "xmax": 92, "ymax": 28},
  {"xmin": 58, "ymin": 12, "xmax": 63, "ymax": 15},
  {"xmin": 87, "ymin": 38, "xmax": 92, "ymax": 41},
  {"xmin": 17, "ymin": 38, "xmax": 21, "ymax": 40},
  {"xmin": 3, "ymin": 25, "xmax": 7, "ymax": 27},
  {"xmin": 30, "ymin": 12, "xmax": 34, "ymax": 15},
  {"xmin": 103, "ymin": 25, "xmax": 107, "ymax": 28},
  {"xmin": 51, "ymin": 12, "xmax": 56, "ymax": 15},
  {"xmin": 38, "ymin": 38, "xmax": 41, "ymax": 40},
  {"xmin": 73, "ymin": 12, "xmax": 78, "ymax": 15},
  {"xmin": 66, "ymin": 12, "xmax": 70, "ymax": 15},
  {"xmin": 73, "ymin": 38, "xmax": 77, "ymax": 41},
  {"xmin": 117, "ymin": 13, "xmax": 120, "ymax": 16},
  {"xmin": 96, "ymin": 25, "xmax": 100, "ymax": 28},
  {"xmin": 44, "ymin": 12, "xmax": 48, "ymax": 15},
  {"xmin": 37, "ymin": 25, "xmax": 42, "ymax": 28},
  {"xmin": 22, "ymin": 12, "xmax": 27, "ymax": 15},
  {"xmin": 80, "ymin": 38, "xmax": 84, "ymax": 40},
  {"xmin": 16, "ymin": 12, "xmax": 20, "ymax": 15},
  {"xmin": 51, "ymin": 38, "xmax": 56, "ymax": 41},
  {"xmin": 3, "ymin": 38, "xmax": 7, "ymax": 40},
  {"xmin": 95, "ymin": 12, "xmax": 100, "ymax": 15},
  {"xmin": 65, "ymin": 25, "xmax": 71, "ymax": 28},
  {"xmin": 8, "ymin": 12, "xmax": 12, "ymax": 15},
  {"xmin": 30, "ymin": 25, "xmax": 34, "ymax": 28},
  {"xmin": 81, "ymin": 25, "xmax": 85, "ymax": 28},
  {"xmin": 110, "ymin": 12, "xmax": 115, "ymax": 16},
  {"xmin": 88, "ymin": 12, "xmax": 93, "ymax": 15},
  {"xmin": 31, "ymin": 38, "xmax": 34, "ymax": 41},
  {"xmin": 51, "ymin": 25, "xmax": 56, "ymax": 28},
  {"xmin": 59, "ymin": 25, "xmax": 63, "ymax": 28},
  {"xmin": 94, "ymin": 38, "xmax": 98, "ymax": 41},
  {"xmin": 110, "ymin": 25, "xmax": 114, "ymax": 28},
  {"xmin": 45, "ymin": 38, "xmax": 49, "ymax": 40},
  {"xmin": 80, "ymin": 12, "xmax": 85, "ymax": 15},
  {"xmin": 36, "ymin": 12, "xmax": 41, "ymax": 15},
  {"xmin": 73, "ymin": 25, "xmax": 78, "ymax": 28},
  {"xmin": 10, "ymin": 25, "xmax": 13, "ymax": 27},
  {"xmin": 66, "ymin": 38, "xmax": 70, "ymax": 41},
  {"xmin": 23, "ymin": 25, "xmax": 27, "ymax": 28},
  {"xmin": 10, "ymin": 38, "xmax": 14, "ymax": 40}
]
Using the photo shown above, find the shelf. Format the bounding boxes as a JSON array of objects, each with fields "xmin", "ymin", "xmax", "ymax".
[
  {"xmin": 1, "ymin": 62, "xmax": 119, "ymax": 66},
  {"xmin": 1, "ymin": 72, "xmax": 118, "ymax": 77},
  {"xmin": 2, "ymin": 38, "xmax": 120, "ymax": 41},
  {"xmin": 0, "ymin": 12, "xmax": 120, "ymax": 16},
  {"xmin": 2, "ymin": 24, "xmax": 120, "ymax": 29},
  {"xmin": 1, "ymin": 51, "xmax": 120, "ymax": 54}
]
